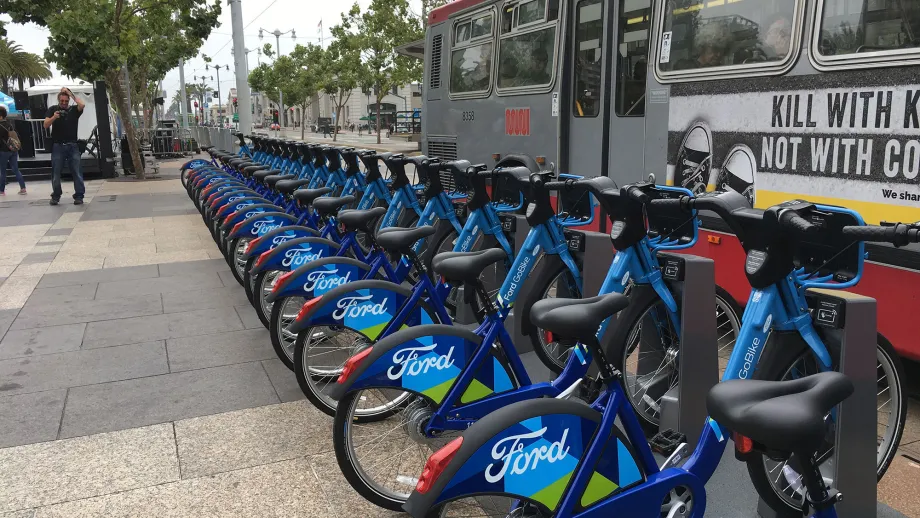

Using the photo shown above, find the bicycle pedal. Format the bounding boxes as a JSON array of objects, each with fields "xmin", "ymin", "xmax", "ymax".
[{"xmin": 650, "ymin": 428, "xmax": 686, "ymax": 456}]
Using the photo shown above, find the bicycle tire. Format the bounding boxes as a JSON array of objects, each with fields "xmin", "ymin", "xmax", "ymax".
[
  {"xmin": 745, "ymin": 331, "xmax": 906, "ymax": 513},
  {"xmin": 521, "ymin": 255, "xmax": 583, "ymax": 374},
  {"xmin": 252, "ymin": 269, "xmax": 280, "ymax": 329},
  {"xmin": 268, "ymin": 295, "xmax": 304, "ymax": 370}
]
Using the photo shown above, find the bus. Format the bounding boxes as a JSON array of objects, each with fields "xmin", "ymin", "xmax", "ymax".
[{"xmin": 422, "ymin": 0, "xmax": 918, "ymax": 511}]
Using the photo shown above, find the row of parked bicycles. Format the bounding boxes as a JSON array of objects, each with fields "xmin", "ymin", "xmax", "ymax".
[{"xmin": 180, "ymin": 133, "xmax": 917, "ymax": 518}]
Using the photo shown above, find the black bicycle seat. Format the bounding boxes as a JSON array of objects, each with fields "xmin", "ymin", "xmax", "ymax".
[
  {"xmin": 293, "ymin": 187, "xmax": 332, "ymax": 206},
  {"xmin": 707, "ymin": 372, "xmax": 853, "ymax": 455},
  {"xmin": 253, "ymin": 169, "xmax": 282, "ymax": 182},
  {"xmin": 433, "ymin": 248, "xmax": 506, "ymax": 284},
  {"xmin": 265, "ymin": 174, "xmax": 297, "ymax": 188},
  {"xmin": 275, "ymin": 179, "xmax": 311, "ymax": 195},
  {"xmin": 376, "ymin": 226, "xmax": 436, "ymax": 255},
  {"xmin": 313, "ymin": 196, "xmax": 355, "ymax": 217},
  {"xmin": 242, "ymin": 165, "xmax": 267, "ymax": 177},
  {"xmin": 229, "ymin": 158, "xmax": 248, "ymax": 167},
  {"xmin": 338, "ymin": 207, "xmax": 386, "ymax": 233},
  {"xmin": 529, "ymin": 294, "xmax": 630, "ymax": 343}
]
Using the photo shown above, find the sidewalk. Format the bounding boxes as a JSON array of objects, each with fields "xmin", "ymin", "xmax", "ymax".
[
  {"xmin": 260, "ymin": 127, "xmax": 420, "ymax": 153},
  {"xmin": 0, "ymin": 160, "xmax": 916, "ymax": 517}
]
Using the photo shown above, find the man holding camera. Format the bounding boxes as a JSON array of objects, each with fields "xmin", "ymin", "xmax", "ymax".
[{"xmin": 43, "ymin": 87, "xmax": 85, "ymax": 205}]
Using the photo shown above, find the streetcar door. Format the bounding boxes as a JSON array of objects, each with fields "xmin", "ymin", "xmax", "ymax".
[{"xmin": 565, "ymin": 0, "xmax": 608, "ymax": 176}]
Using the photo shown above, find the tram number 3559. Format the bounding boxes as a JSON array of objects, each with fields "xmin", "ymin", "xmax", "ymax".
[{"xmin": 461, "ymin": 110, "xmax": 475, "ymax": 122}]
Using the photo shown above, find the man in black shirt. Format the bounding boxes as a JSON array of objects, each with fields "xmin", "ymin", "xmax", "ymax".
[{"xmin": 43, "ymin": 87, "xmax": 85, "ymax": 205}]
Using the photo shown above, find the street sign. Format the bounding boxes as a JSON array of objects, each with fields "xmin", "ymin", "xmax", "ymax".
[{"xmin": 233, "ymin": 114, "xmax": 239, "ymax": 122}]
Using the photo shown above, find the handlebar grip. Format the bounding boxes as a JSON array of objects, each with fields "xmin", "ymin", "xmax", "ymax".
[
  {"xmin": 842, "ymin": 224, "xmax": 920, "ymax": 246},
  {"xmin": 778, "ymin": 210, "xmax": 818, "ymax": 234},
  {"xmin": 544, "ymin": 181, "xmax": 569, "ymax": 190},
  {"xmin": 648, "ymin": 197, "xmax": 686, "ymax": 211},
  {"xmin": 625, "ymin": 186, "xmax": 650, "ymax": 205}
]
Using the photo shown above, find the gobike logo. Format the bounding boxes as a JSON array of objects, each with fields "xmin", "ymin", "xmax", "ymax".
[
  {"xmin": 460, "ymin": 228, "xmax": 477, "ymax": 252},
  {"xmin": 502, "ymin": 255, "xmax": 531, "ymax": 301},
  {"xmin": 386, "ymin": 343, "xmax": 456, "ymax": 380},
  {"xmin": 251, "ymin": 220, "xmax": 280, "ymax": 236},
  {"xmin": 271, "ymin": 234, "xmax": 294, "ymax": 246},
  {"xmin": 331, "ymin": 295, "xmax": 389, "ymax": 320},
  {"xmin": 484, "ymin": 427, "xmax": 570, "ymax": 483},
  {"xmin": 280, "ymin": 247, "xmax": 324, "ymax": 268},
  {"xmin": 739, "ymin": 337, "xmax": 761, "ymax": 379},
  {"xmin": 303, "ymin": 269, "xmax": 352, "ymax": 292}
]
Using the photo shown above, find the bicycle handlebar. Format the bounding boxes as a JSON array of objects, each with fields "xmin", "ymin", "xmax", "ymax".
[
  {"xmin": 842, "ymin": 224, "xmax": 920, "ymax": 247},
  {"xmin": 778, "ymin": 210, "xmax": 818, "ymax": 235}
]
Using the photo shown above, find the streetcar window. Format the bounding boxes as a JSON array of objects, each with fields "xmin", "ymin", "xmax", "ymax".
[
  {"xmin": 574, "ymin": 0, "xmax": 604, "ymax": 117},
  {"xmin": 656, "ymin": 0, "xmax": 799, "ymax": 76},
  {"xmin": 497, "ymin": 0, "xmax": 560, "ymax": 91},
  {"xmin": 816, "ymin": 0, "xmax": 920, "ymax": 58},
  {"xmin": 616, "ymin": 0, "xmax": 651, "ymax": 116},
  {"xmin": 450, "ymin": 10, "xmax": 496, "ymax": 96}
]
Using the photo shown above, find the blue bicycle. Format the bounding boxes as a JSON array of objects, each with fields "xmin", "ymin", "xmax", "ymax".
[{"xmin": 399, "ymin": 196, "xmax": 915, "ymax": 517}]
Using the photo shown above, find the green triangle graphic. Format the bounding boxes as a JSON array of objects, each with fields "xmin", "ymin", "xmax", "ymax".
[
  {"xmin": 361, "ymin": 322, "xmax": 388, "ymax": 340},
  {"xmin": 580, "ymin": 472, "xmax": 619, "ymax": 508},
  {"xmin": 421, "ymin": 378, "xmax": 455, "ymax": 403},
  {"xmin": 530, "ymin": 471, "xmax": 573, "ymax": 510},
  {"xmin": 460, "ymin": 378, "xmax": 493, "ymax": 404}
]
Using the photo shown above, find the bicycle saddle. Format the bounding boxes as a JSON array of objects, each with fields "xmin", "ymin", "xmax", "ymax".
[
  {"xmin": 376, "ymin": 226, "xmax": 436, "ymax": 255},
  {"xmin": 433, "ymin": 248, "xmax": 506, "ymax": 284},
  {"xmin": 275, "ymin": 179, "xmax": 311, "ymax": 195},
  {"xmin": 707, "ymin": 372, "xmax": 853, "ymax": 455},
  {"xmin": 242, "ymin": 165, "xmax": 267, "ymax": 176},
  {"xmin": 265, "ymin": 174, "xmax": 297, "ymax": 188},
  {"xmin": 253, "ymin": 169, "xmax": 282, "ymax": 182},
  {"xmin": 293, "ymin": 187, "xmax": 332, "ymax": 206},
  {"xmin": 313, "ymin": 196, "xmax": 355, "ymax": 217},
  {"xmin": 338, "ymin": 207, "xmax": 386, "ymax": 233},
  {"xmin": 529, "ymin": 294, "xmax": 630, "ymax": 343}
]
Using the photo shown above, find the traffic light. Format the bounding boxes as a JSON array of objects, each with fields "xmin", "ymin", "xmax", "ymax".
[
  {"xmin": 233, "ymin": 98, "xmax": 238, "ymax": 109},
  {"xmin": 273, "ymin": 109, "xmax": 279, "ymax": 123},
  {"xmin": 193, "ymin": 101, "xmax": 198, "ymax": 108}
]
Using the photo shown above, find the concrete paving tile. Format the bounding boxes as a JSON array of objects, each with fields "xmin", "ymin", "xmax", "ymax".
[
  {"xmin": 59, "ymin": 362, "xmax": 279, "ymax": 438},
  {"xmin": 234, "ymin": 305, "xmax": 263, "ymax": 329},
  {"xmin": 1, "ymin": 510, "xmax": 34, "ymax": 518},
  {"xmin": 102, "ymin": 250, "xmax": 211, "ymax": 268},
  {"xmin": 25, "ymin": 284, "xmax": 97, "ymax": 306},
  {"xmin": 206, "ymin": 249, "xmax": 226, "ymax": 260},
  {"xmin": 0, "ymin": 252, "xmax": 28, "ymax": 266},
  {"xmin": 36, "ymin": 265, "xmax": 158, "ymax": 289},
  {"xmin": 37, "ymin": 235, "xmax": 67, "ymax": 243},
  {"xmin": 0, "ymin": 277, "xmax": 41, "ymax": 311},
  {"xmin": 50, "ymin": 212, "xmax": 83, "ymax": 229},
  {"xmin": 42, "ymin": 229, "xmax": 72, "ymax": 237},
  {"xmin": 158, "ymin": 259, "xmax": 230, "ymax": 277},
  {"xmin": 310, "ymin": 453, "xmax": 405, "ymax": 518},
  {"xmin": 0, "ymin": 341, "xmax": 167, "ymax": 396},
  {"xmin": 82, "ymin": 316, "xmax": 169, "ymax": 349},
  {"xmin": 0, "ymin": 265, "xmax": 15, "ymax": 278},
  {"xmin": 0, "ymin": 423, "xmax": 178, "ymax": 512},
  {"xmin": 58, "ymin": 243, "xmax": 157, "ymax": 259},
  {"xmin": 216, "ymin": 269, "xmax": 236, "ymax": 286},
  {"xmin": 166, "ymin": 328, "xmax": 274, "ymax": 372},
  {"xmin": 161, "ymin": 286, "xmax": 250, "ymax": 314},
  {"xmin": 0, "ymin": 324, "xmax": 86, "ymax": 360},
  {"xmin": 44, "ymin": 256, "xmax": 105, "ymax": 274},
  {"xmin": 29, "ymin": 243, "xmax": 61, "ymax": 252},
  {"xmin": 11, "ymin": 293, "xmax": 162, "ymax": 330},
  {"xmin": 174, "ymin": 401, "xmax": 333, "ymax": 478},
  {"xmin": 20, "ymin": 253, "xmax": 57, "ymax": 265},
  {"xmin": 261, "ymin": 359, "xmax": 305, "ymax": 403},
  {"xmin": 0, "ymin": 389, "xmax": 67, "ymax": 448},
  {"xmin": 166, "ymin": 307, "xmax": 244, "ymax": 338},
  {"xmin": 154, "ymin": 241, "xmax": 216, "ymax": 254},
  {"xmin": 878, "ymin": 455, "xmax": 920, "ymax": 516},
  {"xmin": 94, "ymin": 272, "xmax": 223, "ymax": 300},
  {"xmin": 9, "ymin": 263, "xmax": 50, "ymax": 278},
  {"xmin": 33, "ymin": 456, "xmax": 326, "ymax": 518}
]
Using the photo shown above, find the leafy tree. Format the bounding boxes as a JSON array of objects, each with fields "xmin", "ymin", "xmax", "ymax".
[
  {"xmin": 335, "ymin": 0, "xmax": 423, "ymax": 143},
  {"xmin": 285, "ymin": 44, "xmax": 323, "ymax": 140},
  {"xmin": 0, "ymin": 38, "xmax": 52, "ymax": 92},
  {"xmin": 248, "ymin": 63, "xmax": 279, "ymax": 104},
  {"xmin": 1, "ymin": 0, "xmax": 220, "ymax": 179},
  {"xmin": 318, "ymin": 40, "xmax": 361, "ymax": 142}
]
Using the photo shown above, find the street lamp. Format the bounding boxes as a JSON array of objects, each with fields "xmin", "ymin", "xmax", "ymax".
[
  {"xmin": 206, "ymin": 64, "xmax": 230, "ymax": 126},
  {"xmin": 258, "ymin": 28, "xmax": 296, "ymax": 127},
  {"xmin": 193, "ymin": 74, "xmax": 213, "ymax": 125}
]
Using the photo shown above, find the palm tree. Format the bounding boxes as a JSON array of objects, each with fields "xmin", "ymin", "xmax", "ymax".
[{"xmin": 0, "ymin": 38, "xmax": 53, "ymax": 93}]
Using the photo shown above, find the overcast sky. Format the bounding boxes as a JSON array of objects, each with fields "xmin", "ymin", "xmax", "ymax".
[{"xmin": 1, "ymin": 0, "xmax": 424, "ymax": 100}]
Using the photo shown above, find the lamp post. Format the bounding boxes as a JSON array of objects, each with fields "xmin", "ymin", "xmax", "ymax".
[
  {"xmin": 259, "ymin": 28, "xmax": 296, "ymax": 127},
  {"xmin": 206, "ymin": 64, "xmax": 229, "ymax": 126}
]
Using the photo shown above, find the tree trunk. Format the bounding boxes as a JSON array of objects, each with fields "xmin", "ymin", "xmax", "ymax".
[
  {"xmin": 333, "ymin": 104, "xmax": 340, "ymax": 142},
  {"xmin": 106, "ymin": 70, "xmax": 146, "ymax": 179},
  {"xmin": 376, "ymin": 95, "xmax": 382, "ymax": 144},
  {"xmin": 301, "ymin": 107, "xmax": 306, "ymax": 140}
]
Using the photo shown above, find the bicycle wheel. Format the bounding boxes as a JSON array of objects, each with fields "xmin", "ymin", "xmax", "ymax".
[
  {"xmin": 269, "ymin": 295, "xmax": 305, "ymax": 370},
  {"xmin": 426, "ymin": 498, "xmax": 551, "ymax": 518},
  {"xmin": 609, "ymin": 285, "xmax": 741, "ymax": 433},
  {"xmin": 229, "ymin": 237, "xmax": 253, "ymax": 286},
  {"xmin": 253, "ymin": 269, "xmax": 282, "ymax": 329},
  {"xmin": 746, "ymin": 333, "xmax": 906, "ymax": 513},
  {"xmin": 522, "ymin": 257, "xmax": 582, "ymax": 373},
  {"xmin": 334, "ymin": 389, "xmax": 461, "ymax": 511}
]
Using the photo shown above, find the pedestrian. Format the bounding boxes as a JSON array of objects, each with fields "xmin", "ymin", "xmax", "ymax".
[
  {"xmin": 322, "ymin": 124, "xmax": 331, "ymax": 138},
  {"xmin": 0, "ymin": 106, "xmax": 26, "ymax": 196},
  {"xmin": 43, "ymin": 87, "xmax": 85, "ymax": 205}
]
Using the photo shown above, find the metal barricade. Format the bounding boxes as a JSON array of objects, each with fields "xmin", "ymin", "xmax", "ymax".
[{"xmin": 27, "ymin": 119, "xmax": 52, "ymax": 153}]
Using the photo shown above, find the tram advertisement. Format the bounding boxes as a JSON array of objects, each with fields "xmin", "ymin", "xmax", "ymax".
[{"xmin": 664, "ymin": 71, "xmax": 920, "ymax": 224}]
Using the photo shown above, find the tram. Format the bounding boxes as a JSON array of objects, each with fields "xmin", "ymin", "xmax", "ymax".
[{"xmin": 422, "ymin": 0, "xmax": 920, "ymax": 366}]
